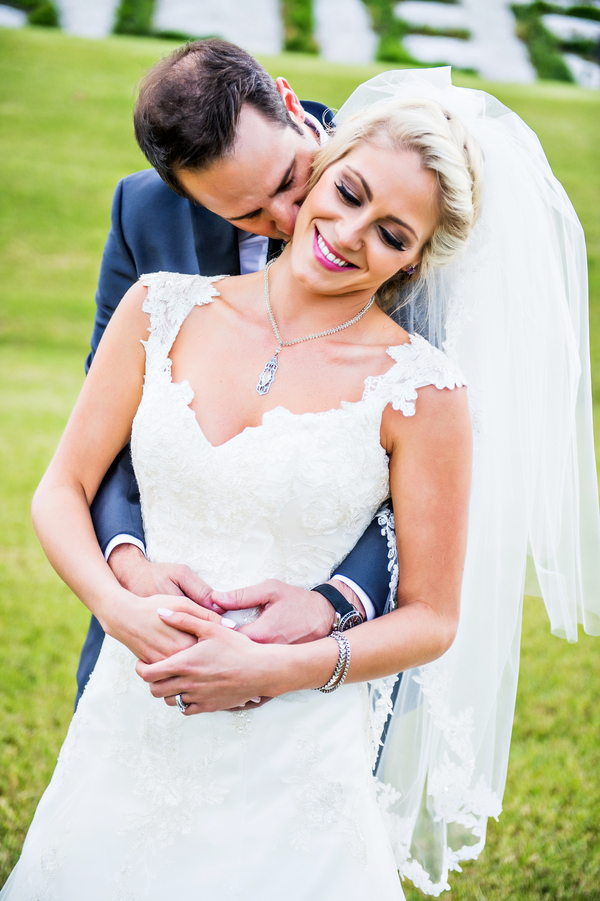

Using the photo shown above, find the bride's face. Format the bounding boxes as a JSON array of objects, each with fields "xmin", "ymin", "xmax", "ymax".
[{"xmin": 290, "ymin": 139, "xmax": 440, "ymax": 298}]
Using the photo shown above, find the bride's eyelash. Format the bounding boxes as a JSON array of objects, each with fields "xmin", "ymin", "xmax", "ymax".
[
  {"xmin": 379, "ymin": 228, "xmax": 406, "ymax": 253},
  {"xmin": 335, "ymin": 182, "xmax": 360, "ymax": 206}
]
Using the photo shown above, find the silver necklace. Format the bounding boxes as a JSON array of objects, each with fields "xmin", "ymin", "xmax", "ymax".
[{"xmin": 256, "ymin": 260, "xmax": 375, "ymax": 395}]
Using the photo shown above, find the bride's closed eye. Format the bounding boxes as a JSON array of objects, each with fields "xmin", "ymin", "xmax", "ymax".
[
  {"xmin": 379, "ymin": 228, "xmax": 406, "ymax": 253},
  {"xmin": 335, "ymin": 181, "xmax": 360, "ymax": 206},
  {"xmin": 335, "ymin": 181, "xmax": 406, "ymax": 253}
]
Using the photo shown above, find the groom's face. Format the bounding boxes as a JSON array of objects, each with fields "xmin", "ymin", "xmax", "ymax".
[{"xmin": 176, "ymin": 104, "xmax": 320, "ymax": 242}]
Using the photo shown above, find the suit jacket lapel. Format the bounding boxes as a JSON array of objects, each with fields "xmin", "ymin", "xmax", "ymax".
[
  {"xmin": 302, "ymin": 100, "xmax": 335, "ymax": 131},
  {"xmin": 189, "ymin": 203, "xmax": 241, "ymax": 276},
  {"xmin": 267, "ymin": 238, "xmax": 284, "ymax": 262}
]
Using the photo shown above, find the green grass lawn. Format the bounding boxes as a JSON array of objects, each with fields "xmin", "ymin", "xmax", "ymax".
[{"xmin": 0, "ymin": 26, "xmax": 599, "ymax": 898}]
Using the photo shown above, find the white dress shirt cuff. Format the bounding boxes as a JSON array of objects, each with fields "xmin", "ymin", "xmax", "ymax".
[
  {"xmin": 104, "ymin": 534, "xmax": 147, "ymax": 562},
  {"xmin": 330, "ymin": 576, "xmax": 376, "ymax": 621}
]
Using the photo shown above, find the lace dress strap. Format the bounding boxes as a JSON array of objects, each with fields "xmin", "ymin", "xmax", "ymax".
[
  {"xmin": 139, "ymin": 272, "xmax": 225, "ymax": 375},
  {"xmin": 363, "ymin": 333, "xmax": 467, "ymax": 417}
]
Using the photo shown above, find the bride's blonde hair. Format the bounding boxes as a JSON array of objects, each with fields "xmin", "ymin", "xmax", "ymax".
[{"xmin": 308, "ymin": 98, "xmax": 484, "ymax": 311}]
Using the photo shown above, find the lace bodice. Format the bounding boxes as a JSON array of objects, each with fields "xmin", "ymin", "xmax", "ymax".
[{"xmin": 131, "ymin": 272, "xmax": 465, "ymax": 592}]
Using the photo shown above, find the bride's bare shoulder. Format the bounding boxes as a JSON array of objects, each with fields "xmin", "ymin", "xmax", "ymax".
[{"xmin": 371, "ymin": 305, "xmax": 411, "ymax": 349}]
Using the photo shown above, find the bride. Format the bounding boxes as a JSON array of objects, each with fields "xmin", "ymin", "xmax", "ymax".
[{"xmin": 2, "ymin": 70, "xmax": 599, "ymax": 899}]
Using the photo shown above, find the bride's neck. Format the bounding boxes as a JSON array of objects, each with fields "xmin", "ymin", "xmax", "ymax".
[{"xmin": 266, "ymin": 249, "xmax": 377, "ymax": 336}]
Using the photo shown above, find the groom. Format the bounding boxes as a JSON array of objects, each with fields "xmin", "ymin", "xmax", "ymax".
[{"xmin": 78, "ymin": 39, "xmax": 394, "ymax": 705}]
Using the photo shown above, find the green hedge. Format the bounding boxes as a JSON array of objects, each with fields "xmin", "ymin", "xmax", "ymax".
[
  {"xmin": 407, "ymin": 25, "xmax": 471, "ymax": 40},
  {"xmin": 512, "ymin": 4, "xmax": 575, "ymax": 81},
  {"xmin": 0, "ymin": 1, "xmax": 36, "ymax": 9},
  {"xmin": 521, "ymin": 0, "xmax": 600, "ymax": 21},
  {"xmin": 28, "ymin": 1, "xmax": 59, "ymax": 26},
  {"xmin": 361, "ymin": 0, "xmax": 420, "ymax": 64},
  {"xmin": 512, "ymin": 1, "xmax": 600, "ymax": 21},
  {"xmin": 567, "ymin": 6, "xmax": 600, "ymax": 22},
  {"xmin": 280, "ymin": 0, "xmax": 318, "ymax": 54},
  {"xmin": 568, "ymin": 4, "xmax": 600, "ymax": 21},
  {"xmin": 0, "ymin": 0, "xmax": 59, "ymax": 26},
  {"xmin": 113, "ymin": 0, "xmax": 156, "ymax": 36}
]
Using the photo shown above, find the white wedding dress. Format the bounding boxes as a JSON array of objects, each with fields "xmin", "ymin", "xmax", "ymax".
[{"xmin": 1, "ymin": 273, "xmax": 465, "ymax": 901}]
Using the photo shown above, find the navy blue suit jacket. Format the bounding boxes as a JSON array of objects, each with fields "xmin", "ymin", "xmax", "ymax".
[{"xmin": 77, "ymin": 102, "xmax": 391, "ymax": 701}]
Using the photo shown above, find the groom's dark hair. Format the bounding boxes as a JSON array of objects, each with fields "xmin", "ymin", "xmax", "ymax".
[{"xmin": 134, "ymin": 39, "xmax": 303, "ymax": 198}]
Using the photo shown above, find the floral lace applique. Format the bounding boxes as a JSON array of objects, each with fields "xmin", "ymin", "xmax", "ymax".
[
  {"xmin": 283, "ymin": 725, "xmax": 367, "ymax": 866},
  {"xmin": 366, "ymin": 675, "xmax": 399, "ymax": 769},
  {"xmin": 363, "ymin": 334, "xmax": 466, "ymax": 418},
  {"xmin": 376, "ymin": 662, "xmax": 502, "ymax": 893},
  {"xmin": 38, "ymin": 820, "xmax": 75, "ymax": 901},
  {"xmin": 230, "ymin": 709, "xmax": 254, "ymax": 748},
  {"xmin": 376, "ymin": 503, "xmax": 399, "ymax": 613},
  {"xmin": 140, "ymin": 272, "xmax": 223, "ymax": 361}
]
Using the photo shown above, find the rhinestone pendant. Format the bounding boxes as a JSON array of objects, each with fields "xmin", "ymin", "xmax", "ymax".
[{"xmin": 256, "ymin": 352, "xmax": 279, "ymax": 395}]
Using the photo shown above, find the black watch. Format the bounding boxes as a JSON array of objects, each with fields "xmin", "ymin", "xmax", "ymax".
[{"xmin": 311, "ymin": 583, "xmax": 365, "ymax": 632}]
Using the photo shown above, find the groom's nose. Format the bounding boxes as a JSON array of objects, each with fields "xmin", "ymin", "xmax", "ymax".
[{"xmin": 269, "ymin": 197, "xmax": 302, "ymax": 240}]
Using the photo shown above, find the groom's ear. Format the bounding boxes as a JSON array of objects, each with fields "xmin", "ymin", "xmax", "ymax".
[{"xmin": 275, "ymin": 77, "xmax": 306, "ymax": 128}]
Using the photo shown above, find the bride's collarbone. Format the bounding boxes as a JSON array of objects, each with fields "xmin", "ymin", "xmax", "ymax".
[
  {"xmin": 169, "ymin": 343, "xmax": 385, "ymax": 447},
  {"xmin": 181, "ymin": 363, "xmax": 360, "ymax": 447},
  {"xmin": 167, "ymin": 298, "xmax": 405, "ymax": 446}
]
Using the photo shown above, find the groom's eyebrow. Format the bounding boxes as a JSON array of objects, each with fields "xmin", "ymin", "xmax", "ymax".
[{"xmin": 228, "ymin": 159, "xmax": 296, "ymax": 222}]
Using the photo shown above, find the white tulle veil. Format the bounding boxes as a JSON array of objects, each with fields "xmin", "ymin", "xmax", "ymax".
[{"xmin": 341, "ymin": 69, "xmax": 600, "ymax": 895}]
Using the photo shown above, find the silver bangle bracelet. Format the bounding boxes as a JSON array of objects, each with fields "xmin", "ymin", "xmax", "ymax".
[{"xmin": 317, "ymin": 631, "xmax": 351, "ymax": 693}]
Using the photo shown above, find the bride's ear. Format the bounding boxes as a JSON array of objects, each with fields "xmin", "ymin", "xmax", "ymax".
[{"xmin": 275, "ymin": 77, "xmax": 305, "ymax": 128}]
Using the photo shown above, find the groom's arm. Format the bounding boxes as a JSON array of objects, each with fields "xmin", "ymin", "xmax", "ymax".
[
  {"xmin": 333, "ymin": 515, "xmax": 391, "ymax": 617},
  {"xmin": 87, "ymin": 178, "xmax": 145, "ymax": 553}
]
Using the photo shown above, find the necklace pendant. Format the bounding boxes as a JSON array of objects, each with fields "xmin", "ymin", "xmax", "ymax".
[{"xmin": 256, "ymin": 351, "xmax": 279, "ymax": 395}]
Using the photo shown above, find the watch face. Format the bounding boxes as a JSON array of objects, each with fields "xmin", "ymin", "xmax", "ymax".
[{"xmin": 339, "ymin": 611, "xmax": 364, "ymax": 631}]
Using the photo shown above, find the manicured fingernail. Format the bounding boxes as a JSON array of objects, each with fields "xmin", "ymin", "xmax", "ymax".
[
  {"xmin": 221, "ymin": 617, "xmax": 236, "ymax": 629},
  {"xmin": 250, "ymin": 696, "xmax": 261, "ymax": 703},
  {"xmin": 157, "ymin": 607, "xmax": 174, "ymax": 617}
]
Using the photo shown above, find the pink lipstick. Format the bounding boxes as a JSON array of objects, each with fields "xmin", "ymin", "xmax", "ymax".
[{"xmin": 313, "ymin": 228, "xmax": 357, "ymax": 272}]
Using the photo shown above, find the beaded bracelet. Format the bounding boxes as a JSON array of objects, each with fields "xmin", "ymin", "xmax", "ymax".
[{"xmin": 316, "ymin": 631, "xmax": 351, "ymax": 693}]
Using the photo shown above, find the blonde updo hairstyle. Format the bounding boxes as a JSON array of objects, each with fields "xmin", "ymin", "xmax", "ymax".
[{"xmin": 308, "ymin": 98, "xmax": 484, "ymax": 312}]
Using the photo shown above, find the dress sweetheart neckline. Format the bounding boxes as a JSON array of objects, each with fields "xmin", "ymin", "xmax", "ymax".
[
  {"xmin": 138, "ymin": 273, "xmax": 456, "ymax": 449},
  {"xmin": 166, "ymin": 338, "xmax": 422, "ymax": 451}
]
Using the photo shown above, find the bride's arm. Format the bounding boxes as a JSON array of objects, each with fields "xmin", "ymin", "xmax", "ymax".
[
  {"xmin": 138, "ymin": 384, "xmax": 471, "ymax": 710},
  {"xmin": 338, "ymin": 382, "xmax": 472, "ymax": 678},
  {"xmin": 32, "ymin": 282, "xmax": 217, "ymax": 663}
]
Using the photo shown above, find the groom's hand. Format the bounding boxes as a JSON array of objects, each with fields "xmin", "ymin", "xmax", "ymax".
[
  {"xmin": 108, "ymin": 544, "xmax": 213, "ymax": 606},
  {"xmin": 210, "ymin": 579, "xmax": 365, "ymax": 644}
]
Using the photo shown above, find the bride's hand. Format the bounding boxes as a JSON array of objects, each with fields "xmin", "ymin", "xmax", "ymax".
[
  {"xmin": 135, "ymin": 606, "xmax": 291, "ymax": 713},
  {"xmin": 102, "ymin": 593, "xmax": 223, "ymax": 664}
]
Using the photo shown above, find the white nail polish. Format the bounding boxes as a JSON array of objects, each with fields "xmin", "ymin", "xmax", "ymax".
[
  {"xmin": 221, "ymin": 617, "xmax": 236, "ymax": 629},
  {"xmin": 250, "ymin": 696, "xmax": 261, "ymax": 703},
  {"xmin": 157, "ymin": 607, "xmax": 174, "ymax": 617}
]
